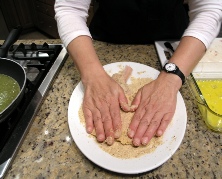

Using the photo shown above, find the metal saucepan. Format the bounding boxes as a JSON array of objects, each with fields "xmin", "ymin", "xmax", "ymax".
[{"xmin": 0, "ymin": 26, "xmax": 26, "ymax": 123}]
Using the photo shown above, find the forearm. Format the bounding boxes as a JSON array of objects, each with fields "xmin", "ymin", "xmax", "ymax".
[
  {"xmin": 158, "ymin": 36, "xmax": 206, "ymax": 90},
  {"xmin": 169, "ymin": 36, "xmax": 206, "ymax": 77},
  {"xmin": 67, "ymin": 36, "xmax": 106, "ymax": 84},
  {"xmin": 162, "ymin": 0, "xmax": 222, "ymax": 88}
]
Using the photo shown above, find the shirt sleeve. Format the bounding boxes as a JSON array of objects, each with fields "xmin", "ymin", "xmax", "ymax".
[
  {"xmin": 54, "ymin": 0, "xmax": 92, "ymax": 48},
  {"xmin": 183, "ymin": 0, "xmax": 222, "ymax": 49}
]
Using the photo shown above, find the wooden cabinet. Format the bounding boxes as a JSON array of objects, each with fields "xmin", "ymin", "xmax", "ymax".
[
  {"xmin": 31, "ymin": 0, "xmax": 95, "ymax": 38},
  {"xmin": 0, "ymin": 0, "xmax": 96, "ymax": 39},
  {"xmin": 32, "ymin": 0, "xmax": 59, "ymax": 38},
  {"xmin": 0, "ymin": 0, "xmax": 34, "ymax": 32}
]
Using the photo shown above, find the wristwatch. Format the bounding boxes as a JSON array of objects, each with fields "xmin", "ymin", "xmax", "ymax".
[{"xmin": 163, "ymin": 62, "xmax": 185, "ymax": 85}]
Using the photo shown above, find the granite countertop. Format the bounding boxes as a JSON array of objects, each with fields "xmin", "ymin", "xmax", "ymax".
[{"xmin": 2, "ymin": 39, "xmax": 222, "ymax": 178}]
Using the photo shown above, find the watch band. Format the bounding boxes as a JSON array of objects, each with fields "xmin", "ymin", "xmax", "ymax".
[{"xmin": 163, "ymin": 63, "xmax": 185, "ymax": 85}]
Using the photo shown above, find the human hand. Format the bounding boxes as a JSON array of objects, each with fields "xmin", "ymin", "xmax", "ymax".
[
  {"xmin": 82, "ymin": 72, "xmax": 128, "ymax": 145},
  {"xmin": 128, "ymin": 72, "xmax": 182, "ymax": 146}
]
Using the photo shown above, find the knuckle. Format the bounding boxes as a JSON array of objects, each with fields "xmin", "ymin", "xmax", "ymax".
[
  {"xmin": 134, "ymin": 113, "xmax": 142, "ymax": 122},
  {"xmin": 144, "ymin": 105, "xmax": 149, "ymax": 111},
  {"xmin": 162, "ymin": 117, "xmax": 171, "ymax": 124},
  {"xmin": 84, "ymin": 113, "xmax": 91, "ymax": 119},
  {"xmin": 95, "ymin": 102, "xmax": 103, "ymax": 109},
  {"xmin": 102, "ymin": 116, "xmax": 112, "ymax": 124},
  {"xmin": 110, "ymin": 111, "xmax": 119, "ymax": 119},
  {"xmin": 144, "ymin": 102, "xmax": 158, "ymax": 111},
  {"xmin": 140, "ymin": 118, "xmax": 149, "ymax": 126},
  {"xmin": 94, "ymin": 116, "xmax": 102, "ymax": 124},
  {"xmin": 150, "ymin": 119, "xmax": 160, "ymax": 127},
  {"xmin": 105, "ymin": 95, "xmax": 112, "ymax": 104},
  {"xmin": 83, "ymin": 98, "xmax": 92, "ymax": 107}
]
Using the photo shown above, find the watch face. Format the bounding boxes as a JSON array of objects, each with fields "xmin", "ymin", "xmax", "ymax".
[{"xmin": 165, "ymin": 63, "xmax": 176, "ymax": 71}]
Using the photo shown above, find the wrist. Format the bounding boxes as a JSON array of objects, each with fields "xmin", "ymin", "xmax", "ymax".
[
  {"xmin": 81, "ymin": 64, "xmax": 107, "ymax": 85},
  {"xmin": 158, "ymin": 71, "xmax": 183, "ymax": 91},
  {"xmin": 162, "ymin": 62, "xmax": 185, "ymax": 85}
]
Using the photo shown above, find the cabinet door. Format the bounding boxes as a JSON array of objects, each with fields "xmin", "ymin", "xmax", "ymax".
[
  {"xmin": 44, "ymin": 0, "xmax": 55, "ymax": 6},
  {"xmin": 14, "ymin": 0, "xmax": 34, "ymax": 29},
  {"xmin": 34, "ymin": 1, "xmax": 55, "ymax": 17},
  {"xmin": 0, "ymin": 0, "xmax": 34, "ymax": 31},
  {"xmin": 36, "ymin": 11, "xmax": 59, "ymax": 38}
]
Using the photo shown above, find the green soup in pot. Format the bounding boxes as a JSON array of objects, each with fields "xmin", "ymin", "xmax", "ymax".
[{"xmin": 0, "ymin": 74, "xmax": 20, "ymax": 113}]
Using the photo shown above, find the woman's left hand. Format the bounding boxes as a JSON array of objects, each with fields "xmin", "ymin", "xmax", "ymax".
[{"xmin": 128, "ymin": 72, "xmax": 182, "ymax": 146}]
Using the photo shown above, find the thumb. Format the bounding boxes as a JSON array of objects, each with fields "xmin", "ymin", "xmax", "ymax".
[
  {"xmin": 118, "ymin": 89, "xmax": 131, "ymax": 112},
  {"xmin": 130, "ymin": 89, "xmax": 142, "ymax": 111}
]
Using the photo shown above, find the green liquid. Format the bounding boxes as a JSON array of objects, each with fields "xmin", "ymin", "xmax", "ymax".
[{"xmin": 0, "ymin": 74, "xmax": 20, "ymax": 113}]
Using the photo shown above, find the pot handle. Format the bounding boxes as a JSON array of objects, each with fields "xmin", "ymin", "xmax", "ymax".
[{"xmin": 0, "ymin": 26, "xmax": 23, "ymax": 58}]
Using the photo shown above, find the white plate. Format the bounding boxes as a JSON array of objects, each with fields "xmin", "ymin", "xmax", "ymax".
[{"xmin": 68, "ymin": 62, "xmax": 187, "ymax": 174}]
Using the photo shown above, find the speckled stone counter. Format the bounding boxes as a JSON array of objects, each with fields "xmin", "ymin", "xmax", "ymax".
[{"xmin": 2, "ymin": 39, "xmax": 222, "ymax": 179}]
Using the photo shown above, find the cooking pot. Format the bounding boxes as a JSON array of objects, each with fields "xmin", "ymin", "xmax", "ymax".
[{"xmin": 0, "ymin": 26, "xmax": 26, "ymax": 123}]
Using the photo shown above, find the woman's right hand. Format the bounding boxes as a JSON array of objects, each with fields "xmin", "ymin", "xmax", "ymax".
[
  {"xmin": 67, "ymin": 36, "xmax": 129, "ymax": 145},
  {"xmin": 82, "ymin": 71, "xmax": 128, "ymax": 145}
]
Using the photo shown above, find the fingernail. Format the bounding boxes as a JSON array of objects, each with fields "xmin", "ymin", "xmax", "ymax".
[
  {"xmin": 97, "ymin": 134, "xmax": 105, "ymax": 142},
  {"xmin": 156, "ymin": 130, "xmax": 163, "ymax": 136},
  {"xmin": 106, "ymin": 136, "xmax": 114, "ymax": 145},
  {"xmin": 120, "ymin": 101, "xmax": 130, "ymax": 111},
  {"xmin": 86, "ymin": 126, "xmax": 92, "ymax": 133},
  {"xmin": 128, "ymin": 128, "xmax": 135, "ymax": 138},
  {"xmin": 130, "ymin": 104, "xmax": 138, "ymax": 112},
  {"xmin": 114, "ymin": 129, "xmax": 121, "ymax": 138},
  {"xmin": 142, "ymin": 137, "xmax": 148, "ymax": 145},
  {"xmin": 133, "ymin": 138, "xmax": 140, "ymax": 146}
]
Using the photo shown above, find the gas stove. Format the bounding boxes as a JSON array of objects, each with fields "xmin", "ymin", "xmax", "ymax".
[{"xmin": 0, "ymin": 42, "xmax": 68, "ymax": 178}]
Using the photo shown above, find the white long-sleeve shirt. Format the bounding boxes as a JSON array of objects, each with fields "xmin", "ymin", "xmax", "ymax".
[{"xmin": 55, "ymin": 0, "xmax": 222, "ymax": 49}]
